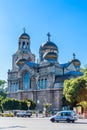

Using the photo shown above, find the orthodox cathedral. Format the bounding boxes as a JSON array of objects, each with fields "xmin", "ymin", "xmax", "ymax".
[{"xmin": 8, "ymin": 30, "xmax": 82, "ymax": 110}]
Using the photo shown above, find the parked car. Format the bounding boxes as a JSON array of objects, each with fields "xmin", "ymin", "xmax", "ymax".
[
  {"xmin": 16, "ymin": 110, "xmax": 32, "ymax": 117},
  {"xmin": 50, "ymin": 110, "xmax": 78, "ymax": 123},
  {"xmin": 2, "ymin": 111, "xmax": 14, "ymax": 117}
]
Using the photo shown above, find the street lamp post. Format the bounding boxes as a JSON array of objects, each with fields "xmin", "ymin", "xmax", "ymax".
[
  {"xmin": 27, "ymin": 101, "xmax": 31, "ymax": 110},
  {"xmin": 35, "ymin": 75, "xmax": 39, "ymax": 117}
]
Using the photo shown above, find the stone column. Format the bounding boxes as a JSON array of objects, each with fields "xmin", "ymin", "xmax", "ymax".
[{"xmin": 48, "ymin": 74, "xmax": 55, "ymax": 88}]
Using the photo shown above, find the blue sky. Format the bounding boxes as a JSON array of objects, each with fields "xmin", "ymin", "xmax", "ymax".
[{"xmin": 0, "ymin": 0, "xmax": 87, "ymax": 81}]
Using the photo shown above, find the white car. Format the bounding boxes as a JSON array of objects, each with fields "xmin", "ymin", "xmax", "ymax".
[{"xmin": 50, "ymin": 110, "xmax": 77, "ymax": 123}]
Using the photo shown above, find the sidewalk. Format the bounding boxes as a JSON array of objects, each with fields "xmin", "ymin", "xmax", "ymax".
[{"xmin": 78, "ymin": 114, "xmax": 87, "ymax": 119}]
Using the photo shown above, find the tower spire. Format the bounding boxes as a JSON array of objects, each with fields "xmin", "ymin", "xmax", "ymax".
[
  {"xmin": 47, "ymin": 32, "xmax": 51, "ymax": 42},
  {"xmin": 23, "ymin": 27, "xmax": 26, "ymax": 33},
  {"xmin": 73, "ymin": 53, "xmax": 76, "ymax": 59}
]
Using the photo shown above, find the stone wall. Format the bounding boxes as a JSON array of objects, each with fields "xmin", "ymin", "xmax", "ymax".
[{"xmin": 8, "ymin": 88, "xmax": 63, "ymax": 110}]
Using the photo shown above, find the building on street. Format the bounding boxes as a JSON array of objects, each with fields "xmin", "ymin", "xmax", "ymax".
[{"xmin": 7, "ymin": 30, "xmax": 82, "ymax": 110}]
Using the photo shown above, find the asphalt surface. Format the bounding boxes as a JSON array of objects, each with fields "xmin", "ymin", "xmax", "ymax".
[{"xmin": 0, "ymin": 116, "xmax": 87, "ymax": 130}]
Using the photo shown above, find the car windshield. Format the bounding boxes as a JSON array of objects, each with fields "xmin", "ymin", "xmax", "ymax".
[
  {"xmin": 19, "ymin": 111, "xmax": 26, "ymax": 113},
  {"xmin": 56, "ymin": 112, "xmax": 61, "ymax": 116},
  {"xmin": 56, "ymin": 111, "xmax": 75, "ymax": 116}
]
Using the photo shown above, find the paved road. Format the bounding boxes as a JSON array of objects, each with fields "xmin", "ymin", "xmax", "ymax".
[{"xmin": 0, "ymin": 117, "xmax": 87, "ymax": 130}]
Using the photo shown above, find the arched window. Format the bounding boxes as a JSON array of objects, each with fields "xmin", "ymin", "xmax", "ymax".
[
  {"xmin": 10, "ymin": 83, "xmax": 13, "ymax": 92},
  {"xmin": 37, "ymin": 79, "xmax": 48, "ymax": 89},
  {"xmin": 45, "ymin": 79, "xmax": 48, "ymax": 88},
  {"xmin": 38, "ymin": 79, "xmax": 40, "ymax": 90},
  {"xmin": 27, "ymin": 42, "xmax": 29, "ymax": 48},
  {"xmin": 15, "ymin": 82, "xmax": 18, "ymax": 91},
  {"xmin": 43, "ymin": 79, "xmax": 45, "ymax": 89},
  {"xmin": 23, "ymin": 42, "xmax": 26, "ymax": 49},
  {"xmin": 39, "ymin": 79, "xmax": 43, "ymax": 89},
  {"xmin": 23, "ymin": 72, "xmax": 29, "ymax": 90},
  {"xmin": 41, "ymin": 79, "xmax": 43, "ymax": 89}
]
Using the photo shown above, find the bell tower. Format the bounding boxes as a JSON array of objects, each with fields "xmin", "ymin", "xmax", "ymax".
[
  {"xmin": 12, "ymin": 29, "xmax": 35, "ymax": 70},
  {"xmin": 18, "ymin": 28, "xmax": 31, "ymax": 53}
]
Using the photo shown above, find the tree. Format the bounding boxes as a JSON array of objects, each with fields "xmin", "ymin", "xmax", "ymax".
[
  {"xmin": 1, "ymin": 98, "xmax": 36, "ymax": 111},
  {"xmin": 0, "ymin": 80, "xmax": 7, "ymax": 92},
  {"xmin": 0, "ymin": 91, "xmax": 7, "ymax": 112},
  {"xmin": 0, "ymin": 80, "xmax": 7, "ymax": 112},
  {"xmin": 43, "ymin": 103, "xmax": 51, "ymax": 117},
  {"xmin": 0, "ymin": 91, "xmax": 7, "ymax": 99},
  {"xmin": 80, "ymin": 65, "xmax": 87, "ymax": 75},
  {"xmin": 79, "ymin": 101, "xmax": 87, "ymax": 117},
  {"xmin": 1, "ymin": 98, "xmax": 20, "ymax": 111},
  {"xmin": 63, "ymin": 76, "xmax": 87, "ymax": 107},
  {"xmin": 20, "ymin": 100, "xmax": 28, "ymax": 110},
  {"xmin": 79, "ymin": 101, "xmax": 87, "ymax": 110},
  {"xmin": 62, "ymin": 96, "xmax": 70, "ymax": 107}
]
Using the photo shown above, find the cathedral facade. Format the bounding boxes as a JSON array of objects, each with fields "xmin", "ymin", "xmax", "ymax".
[{"xmin": 7, "ymin": 31, "xmax": 82, "ymax": 110}]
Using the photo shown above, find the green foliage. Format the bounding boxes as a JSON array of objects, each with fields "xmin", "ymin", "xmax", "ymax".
[
  {"xmin": 44, "ymin": 103, "xmax": 51, "ymax": 110},
  {"xmin": 0, "ymin": 91, "xmax": 7, "ymax": 111},
  {"xmin": 0, "ymin": 91, "xmax": 7, "ymax": 99},
  {"xmin": 63, "ymin": 75, "xmax": 87, "ymax": 106},
  {"xmin": 0, "ymin": 79, "xmax": 36, "ymax": 111},
  {"xmin": 79, "ymin": 101, "xmax": 87, "ymax": 109},
  {"xmin": 1, "ymin": 98, "xmax": 20, "ymax": 110},
  {"xmin": 80, "ymin": 65, "xmax": 87, "ymax": 76},
  {"xmin": 20, "ymin": 100, "xmax": 27, "ymax": 110},
  {"xmin": 62, "ymin": 96, "xmax": 70, "ymax": 107},
  {"xmin": 0, "ymin": 80, "xmax": 7, "ymax": 92},
  {"xmin": 1, "ymin": 98, "xmax": 36, "ymax": 111},
  {"xmin": 0, "ymin": 97, "xmax": 2, "ymax": 111}
]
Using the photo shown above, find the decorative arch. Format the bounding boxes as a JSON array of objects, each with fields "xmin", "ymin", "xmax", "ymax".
[
  {"xmin": 22, "ymin": 71, "xmax": 30, "ymax": 90},
  {"xmin": 37, "ymin": 78, "xmax": 48, "ymax": 89}
]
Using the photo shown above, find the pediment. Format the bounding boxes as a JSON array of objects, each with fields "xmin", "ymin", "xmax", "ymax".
[
  {"xmin": 19, "ymin": 63, "xmax": 34, "ymax": 75},
  {"xmin": 65, "ymin": 62, "xmax": 76, "ymax": 73}
]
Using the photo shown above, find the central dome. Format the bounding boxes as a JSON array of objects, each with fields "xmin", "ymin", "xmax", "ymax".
[
  {"xmin": 39, "ymin": 33, "xmax": 59, "ymax": 62},
  {"xmin": 44, "ymin": 51, "xmax": 57, "ymax": 61},
  {"xmin": 40, "ymin": 32, "xmax": 58, "ymax": 52},
  {"xmin": 42, "ymin": 41, "xmax": 58, "ymax": 51}
]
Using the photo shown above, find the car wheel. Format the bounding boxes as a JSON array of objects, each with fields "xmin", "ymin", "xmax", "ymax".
[
  {"xmin": 66, "ymin": 119, "xmax": 70, "ymax": 123},
  {"xmin": 51, "ymin": 118, "xmax": 55, "ymax": 122},
  {"xmin": 72, "ymin": 120, "xmax": 75, "ymax": 123}
]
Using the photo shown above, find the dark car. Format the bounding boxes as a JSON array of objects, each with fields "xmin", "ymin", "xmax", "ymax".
[{"xmin": 16, "ymin": 110, "xmax": 32, "ymax": 117}]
